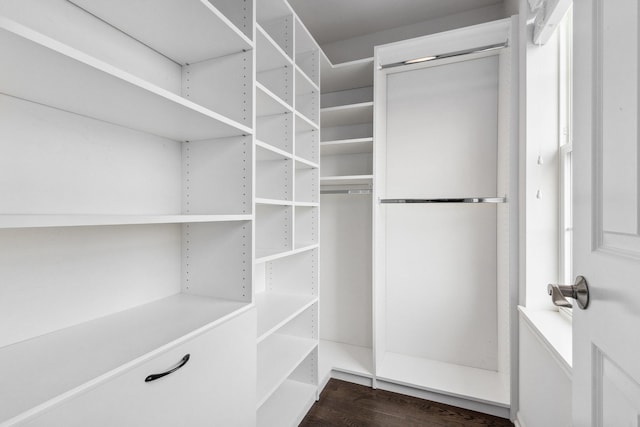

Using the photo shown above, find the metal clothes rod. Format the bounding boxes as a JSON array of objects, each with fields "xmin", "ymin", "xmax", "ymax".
[
  {"xmin": 380, "ymin": 197, "xmax": 506, "ymax": 204},
  {"xmin": 321, "ymin": 189, "xmax": 373, "ymax": 195},
  {"xmin": 380, "ymin": 42, "xmax": 509, "ymax": 70}
]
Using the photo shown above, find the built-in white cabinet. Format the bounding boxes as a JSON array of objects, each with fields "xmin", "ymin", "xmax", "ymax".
[
  {"xmin": 0, "ymin": 0, "xmax": 255, "ymax": 425},
  {"xmin": 254, "ymin": 1, "xmax": 320, "ymax": 425},
  {"xmin": 17, "ymin": 310, "xmax": 257, "ymax": 427}
]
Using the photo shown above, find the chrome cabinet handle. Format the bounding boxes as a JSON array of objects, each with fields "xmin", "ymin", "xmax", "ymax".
[
  {"xmin": 547, "ymin": 276, "xmax": 590, "ymax": 310},
  {"xmin": 145, "ymin": 354, "xmax": 190, "ymax": 383}
]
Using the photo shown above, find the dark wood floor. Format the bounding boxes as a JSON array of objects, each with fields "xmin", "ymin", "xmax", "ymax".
[{"xmin": 300, "ymin": 379, "xmax": 514, "ymax": 427}]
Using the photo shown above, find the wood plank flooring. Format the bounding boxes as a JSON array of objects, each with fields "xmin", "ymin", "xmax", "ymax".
[{"xmin": 300, "ymin": 379, "xmax": 514, "ymax": 427}]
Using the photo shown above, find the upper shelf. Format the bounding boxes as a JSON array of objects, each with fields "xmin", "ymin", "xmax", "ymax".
[
  {"xmin": 0, "ymin": 294, "xmax": 251, "ymax": 424},
  {"xmin": 69, "ymin": 0, "xmax": 253, "ymax": 64},
  {"xmin": 0, "ymin": 214, "xmax": 252, "ymax": 229},
  {"xmin": 321, "ymin": 138, "xmax": 374, "ymax": 156},
  {"xmin": 0, "ymin": 18, "xmax": 251, "ymax": 141},
  {"xmin": 321, "ymin": 55, "xmax": 374, "ymax": 94},
  {"xmin": 321, "ymin": 102, "xmax": 374, "ymax": 128}
]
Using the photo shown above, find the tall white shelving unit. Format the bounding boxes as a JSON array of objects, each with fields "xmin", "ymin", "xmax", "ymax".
[
  {"xmin": 0, "ymin": 0, "xmax": 257, "ymax": 425},
  {"xmin": 254, "ymin": 0, "xmax": 321, "ymax": 426},
  {"xmin": 318, "ymin": 54, "xmax": 376, "ymax": 388}
]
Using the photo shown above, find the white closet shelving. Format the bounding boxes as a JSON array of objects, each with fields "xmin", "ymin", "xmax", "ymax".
[
  {"xmin": 254, "ymin": 1, "xmax": 320, "ymax": 426},
  {"xmin": 0, "ymin": 0, "xmax": 256, "ymax": 425},
  {"xmin": 319, "ymin": 53, "xmax": 375, "ymax": 388}
]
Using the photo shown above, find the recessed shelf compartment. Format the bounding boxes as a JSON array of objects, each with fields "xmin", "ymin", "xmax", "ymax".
[
  {"xmin": 257, "ymin": 379, "xmax": 316, "ymax": 427},
  {"xmin": 0, "ymin": 221, "xmax": 252, "ymax": 350},
  {"xmin": 257, "ymin": 333, "xmax": 317, "ymax": 407},
  {"xmin": 321, "ymin": 102, "xmax": 374, "ymax": 128},
  {"xmin": 257, "ymin": 301, "xmax": 318, "ymax": 408},
  {"xmin": 69, "ymin": 0, "xmax": 253, "ymax": 64},
  {"xmin": 295, "ymin": 114, "xmax": 320, "ymax": 165},
  {"xmin": 321, "ymin": 55, "xmax": 374, "ymax": 94},
  {"xmin": 295, "ymin": 162, "xmax": 319, "ymax": 204},
  {"xmin": 256, "ymin": 0, "xmax": 293, "ymax": 59},
  {"xmin": 321, "ymin": 138, "xmax": 374, "ymax": 156},
  {"xmin": 321, "ymin": 152, "xmax": 373, "ymax": 177},
  {"xmin": 256, "ymin": 292, "xmax": 317, "ymax": 342},
  {"xmin": 255, "ymin": 243, "xmax": 319, "ymax": 264},
  {"xmin": 295, "ymin": 68, "xmax": 319, "ymax": 126},
  {"xmin": 0, "ymin": 293, "xmax": 251, "ymax": 424},
  {"xmin": 295, "ymin": 18, "xmax": 319, "ymax": 87},
  {"xmin": 0, "ymin": 96, "xmax": 251, "ymax": 217},
  {"xmin": 255, "ymin": 204, "xmax": 292, "ymax": 259},
  {"xmin": 321, "ymin": 123, "xmax": 373, "ymax": 142},
  {"xmin": 295, "ymin": 206, "xmax": 318, "ymax": 248},
  {"xmin": 321, "ymin": 86, "xmax": 373, "ymax": 109},
  {"xmin": 0, "ymin": 18, "xmax": 251, "ymax": 141},
  {"xmin": 256, "ymin": 146, "xmax": 292, "ymax": 201},
  {"xmin": 257, "ymin": 82, "xmax": 293, "ymax": 116},
  {"xmin": 256, "ymin": 111, "xmax": 293, "ymax": 155}
]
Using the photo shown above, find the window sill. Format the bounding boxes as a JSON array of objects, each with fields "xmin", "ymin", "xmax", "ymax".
[{"xmin": 518, "ymin": 306, "xmax": 572, "ymax": 378}]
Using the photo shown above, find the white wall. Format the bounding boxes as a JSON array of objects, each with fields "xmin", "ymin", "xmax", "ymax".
[
  {"xmin": 322, "ymin": 4, "xmax": 507, "ymax": 63},
  {"xmin": 523, "ymin": 4, "xmax": 560, "ymax": 311}
]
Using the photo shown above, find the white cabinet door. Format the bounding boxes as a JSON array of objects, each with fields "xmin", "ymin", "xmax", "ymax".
[
  {"xmin": 573, "ymin": 1, "xmax": 640, "ymax": 425},
  {"xmin": 22, "ymin": 310, "xmax": 256, "ymax": 427}
]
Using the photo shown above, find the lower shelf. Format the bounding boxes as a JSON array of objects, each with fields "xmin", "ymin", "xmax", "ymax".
[
  {"xmin": 0, "ymin": 294, "xmax": 251, "ymax": 423},
  {"xmin": 257, "ymin": 334, "xmax": 317, "ymax": 407},
  {"xmin": 257, "ymin": 379, "xmax": 317, "ymax": 427},
  {"xmin": 376, "ymin": 352, "xmax": 510, "ymax": 407},
  {"xmin": 319, "ymin": 340, "xmax": 373, "ymax": 384}
]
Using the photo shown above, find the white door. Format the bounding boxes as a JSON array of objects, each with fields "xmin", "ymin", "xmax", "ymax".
[{"xmin": 573, "ymin": 0, "xmax": 640, "ymax": 425}]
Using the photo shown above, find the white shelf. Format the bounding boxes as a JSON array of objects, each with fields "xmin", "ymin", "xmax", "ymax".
[
  {"xmin": 321, "ymin": 102, "xmax": 374, "ymax": 128},
  {"xmin": 0, "ymin": 294, "xmax": 251, "ymax": 423},
  {"xmin": 255, "ymin": 198, "xmax": 294, "ymax": 207},
  {"xmin": 319, "ymin": 340, "xmax": 374, "ymax": 382},
  {"xmin": 377, "ymin": 352, "xmax": 510, "ymax": 407},
  {"xmin": 257, "ymin": 334, "xmax": 317, "ymax": 407},
  {"xmin": 257, "ymin": 379, "xmax": 316, "ymax": 427},
  {"xmin": 321, "ymin": 138, "xmax": 374, "ymax": 156},
  {"xmin": 0, "ymin": 18, "xmax": 251, "ymax": 142},
  {"xmin": 256, "ymin": 292, "xmax": 318, "ymax": 341},
  {"xmin": 321, "ymin": 55, "xmax": 374, "ymax": 94},
  {"xmin": 69, "ymin": 0, "xmax": 252, "ymax": 64},
  {"xmin": 256, "ymin": 82, "xmax": 293, "ymax": 116},
  {"xmin": 295, "ymin": 202, "xmax": 320, "ymax": 208},
  {"xmin": 320, "ymin": 175, "xmax": 373, "ymax": 186},
  {"xmin": 256, "ymin": 140, "xmax": 294, "ymax": 160},
  {"xmin": 0, "ymin": 214, "xmax": 251, "ymax": 229}
]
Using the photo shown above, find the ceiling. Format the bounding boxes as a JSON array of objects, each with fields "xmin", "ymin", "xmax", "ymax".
[{"xmin": 288, "ymin": 0, "xmax": 504, "ymax": 46}]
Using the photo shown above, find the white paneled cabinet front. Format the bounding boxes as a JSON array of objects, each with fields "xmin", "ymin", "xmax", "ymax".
[{"xmin": 20, "ymin": 311, "xmax": 256, "ymax": 427}]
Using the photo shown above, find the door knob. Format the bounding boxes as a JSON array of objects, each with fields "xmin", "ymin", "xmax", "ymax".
[{"xmin": 547, "ymin": 275, "xmax": 589, "ymax": 310}]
